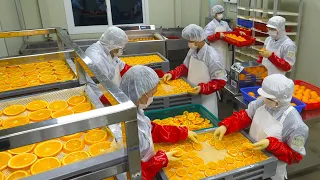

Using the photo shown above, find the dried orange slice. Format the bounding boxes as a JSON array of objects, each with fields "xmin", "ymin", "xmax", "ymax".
[
  {"xmin": 260, "ymin": 154, "xmax": 268, "ymax": 160},
  {"xmin": 4, "ymin": 104, "xmax": 26, "ymax": 116},
  {"xmin": 38, "ymin": 67, "xmax": 53, "ymax": 72},
  {"xmin": 192, "ymin": 172, "xmax": 205, "ymax": 179},
  {"xmin": 0, "ymin": 172, "xmax": 3, "ymax": 180},
  {"xmin": 192, "ymin": 143, "xmax": 203, "ymax": 151},
  {"xmin": 227, "ymin": 149, "xmax": 238, "ymax": 157},
  {"xmin": 234, "ymin": 161, "xmax": 245, "ymax": 168},
  {"xmin": 9, "ymin": 71, "xmax": 24, "ymax": 77},
  {"xmin": 237, "ymin": 146, "xmax": 247, "ymax": 152},
  {"xmin": 165, "ymin": 170, "xmax": 175, "ymax": 178},
  {"xmin": 2, "ymin": 116, "xmax": 29, "ymax": 128},
  {"xmin": 11, "ymin": 80, "xmax": 28, "ymax": 88},
  {"xmin": 48, "ymin": 100, "xmax": 68, "ymax": 112},
  {"xmin": 60, "ymin": 132, "xmax": 83, "ymax": 141},
  {"xmin": 243, "ymin": 150, "xmax": 253, "ymax": 158},
  {"xmin": 193, "ymin": 157, "xmax": 204, "ymax": 165},
  {"xmin": 214, "ymin": 140, "xmax": 224, "ymax": 150},
  {"xmin": 51, "ymin": 109, "xmax": 74, "ymax": 118},
  {"xmin": 224, "ymin": 156, "xmax": 235, "ymax": 164},
  {"xmin": 243, "ymin": 142, "xmax": 254, "ymax": 150},
  {"xmin": 34, "ymin": 140, "xmax": 63, "ymax": 158},
  {"xmin": 207, "ymin": 162, "xmax": 218, "ymax": 170},
  {"xmin": 182, "ymin": 159, "xmax": 192, "ymax": 167},
  {"xmin": 62, "ymin": 151, "xmax": 90, "ymax": 165},
  {"xmin": 197, "ymin": 164, "xmax": 207, "ymax": 171},
  {"xmin": 198, "ymin": 134, "xmax": 206, "ymax": 142},
  {"xmin": 67, "ymin": 95, "xmax": 86, "ymax": 106},
  {"xmin": 8, "ymin": 144, "xmax": 36, "ymax": 155},
  {"xmin": 6, "ymin": 170, "xmax": 29, "ymax": 180},
  {"xmin": 39, "ymin": 75, "xmax": 57, "ymax": 83},
  {"xmin": 216, "ymin": 168, "xmax": 227, "ymax": 174},
  {"xmin": 57, "ymin": 73, "xmax": 74, "ymax": 80},
  {"xmin": 72, "ymin": 103, "xmax": 91, "ymax": 113},
  {"xmin": 187, "ymin": 151, "xmax": 197, "ymax": 158},
  {"xmin": 236, "ymin": 154, "xmax": 245, "ymax": 161},
  {"xmin": 21, "ymin": 67, "xmax": 37, "ymax": 74},
  {"xmin": 36, "ymin": 62, "xmax": 50, "ymax": 69},
  {"xmin": 184, "ymin": 144, "xmax": 193, "ymax": 152},
  {"xmin": 19, "ymin": 63, "xmax": 34, "ymax": 69},
  {"xmin": 62, "ymin": 139, "xmax": 85, "ymax": 154},
  {"xmin": 30, "ymin": 157, "xmax": 61, "ymax": 175},
  {"xmin": 231, "ymin": 140, "xmax": 241, "ymax": 146},
  {"xmin": 218, "ymin": 160, "xmax": 227, "ymax": 168},
  {"xmin": 8, "ymin": 153, "xmax": 37, "ymax": 170},
  {"xmin": 170, "ymin": 147, "xmax": 184, "ymax": 157},
  {"xmin": 28, "ymin": 109, "xmax": 52, "ymax": 122},
  {"xmin": 55, "ymin": 69, "xmax": 71, "ymax": 75},
  {"xmin": 226, "ymin": 164, "xmax": 235, "ymax": 171},
  {"xmin": 187, "ymin": 166, "xmax": 198, "ymax": 174},
  {"xmin": 205, "ymin": 169, "xmax": 216, "ymax": 177},
  {"xmin": 26, "ymin": 100, "xmax": 48, "ymax": 111},
  {"xmin": 39, "ymin": 71, "xmax": 54, "ymax": 76},
  {"xmin": 176, "ymin": 168, "xmax": 187, "ymax": 177},
  {"xmin": 0, "ymin": 84, "xmax": 10, "ymax": 92},
  {"xmin": 243, "ymin": 157, "xmax": 254, "ymax": 165},
  {"xmin": 54, "ymin": 65, "xmax": 68, "ymax": 70},
  {"xmin": 205, "ymin": 133, "xmax": 214, "ymax": 140},
  {"xmin": 84, "ymin": 130, "xmax": 107, "ymax": 145},
  {"xmin": 171, "ymin": 162, "xmax": 183, "ymax": 169},
  {"xmin": 208, "ymin": 139, "xmax": 215, "ymax": 146},
  {"xmin": 88, "ymin": 141, "xmax": 111, "ymax": 156},
  {"xmin": 0, "ymin": 152, "xmax": 12, "ymax": 171}
]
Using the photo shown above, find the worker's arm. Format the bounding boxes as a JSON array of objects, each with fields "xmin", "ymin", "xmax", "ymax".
[
  {"xmin": 224, "ymin": 21, "xmax": 232, "ymax": 32},
  {"xmin": 151, "ymin": 122, "xmax": 188, "ymax": 143},
  {"xmin": 117, "ymin": 58, "xmax": 132, "ymax": 77},
  {"xmin": 141, "ymin": 150, "xmax": 168, "ymax": 180},
  {"xmin": 167, "ymin": 51, "xmax": 191, "ymax": 79},
  {"xmin": 198, "ymin": 50, "xmax": 227, "ymax": 95},
  {"xmin": 268, "ymin": 43, "xmax": 296, "ymax": 72}
]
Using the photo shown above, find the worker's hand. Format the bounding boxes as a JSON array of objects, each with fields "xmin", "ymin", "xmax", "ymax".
[
  {"xmin": 239, "ymin": 31, "xmax": 246, "ymax": 36},
  {"xmin": 187, "ymin": 131, "xmax": 198, "ymax": 143},
  {"xmin": 163, "ymin": 73, "xmax": 172, "ymax": 82},
  {"xmin": 220, "ymin": 32, "xmax": 225, "ymax": 38},
  {"xmin": 214, "ymin": 125, "xmax": 227, "ymax": 141},
  {"xmin": 259, "ymin": 49, "xmax": 272, "ymax": 58},
  {"xmin": 165, "ymin": 151, "xmax": 180, "ymax": 162},
  {"xmin": 253, "ymin": 139, "xmax": 270, "ymax": 151},
  {"xmin": 189, "ymin": 86, "xmax": 201, "ymax": 95}
]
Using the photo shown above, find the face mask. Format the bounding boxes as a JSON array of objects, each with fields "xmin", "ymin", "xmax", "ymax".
[
  {"xmin": 264, "ymin": 98, "xmax": 280, "ymax": 108},
  {"xmin": 216, "ymin": 14, "xmax": 224, "ymax": 20},
  {"xmin": 268, "ymin": 30, "xmax": 278, "ymax": 39},
  {"xmin": 138, "ymin": 96, "xmax": 153, "ymax": 109},
  {"xmin": 188, "ymin": 42, "xmax": 197, "ymax": 50}
]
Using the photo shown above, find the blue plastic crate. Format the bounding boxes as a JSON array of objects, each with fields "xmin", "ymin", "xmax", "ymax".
[
  {"xmin": 237, "ymin": 18, "xmax": 253, "ymax": 28},
  {"xmin": 144, "ymin": 104, "xmax": 220, "ymax": 132},
  {"xmin": 240, "ymin": 86, "xmax": 306, "ymax": 113}
]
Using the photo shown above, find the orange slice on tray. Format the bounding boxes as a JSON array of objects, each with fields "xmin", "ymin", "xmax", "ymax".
[
  {"xmin": 193, "ymin": 157, "xmax": 204, "ymax": 165},
  {"xmin": 197, "ymin": 164, "xmax": 207, "ymax": 171},
  {"xmin": 68, "ymin": 95, "xmax": 86, "ymax": 106},
  {"xmin": 39, "ymin": 75, "xmax": 57, "ymax": 83},
  {"xmin": 4, "ymin": 104, "xmax": 26, "ymax": 116},
  {"xmin": 11, "ymin": 80, "xmax": 28, "ymax": 89},
  {"xmin": 51, "ymin": 109, "xmax": 74, "ymax": 118},
  {"xmin": 60, "ymin": 132, "xmax": 83, "ymax": 141},
  {"xmin": 243, "ymin": 150, "xmax": 253, "ymax": 158},
  {"xmin": 35, "ymin": 62, "xmax": 50, "ymax": 69},
  {"xmin": 30, "ymin": 157, "xmax": 61, "ymax": 175},
  {"xmin": 19, "ymin": 63, "xmax": 34, "ymax": 69},
  {"xmin": 176, "ymin": 168, "xmax": 188, "ymax": 177},
  {"xmin": 192, "ymin": 143, "xmax": 203, "ymax": 151},
  {"xmin": 2, "ymin": 116, "xmax": 29, "ymax": 128},
  {"xmin": 198, "ymin": 134, "xmax": 207, "ymax": 142},
  {"xmin": 72, "ymin": 103, "xmax": 92, "ymax": 113},
  {"xmin": 228, "ymin": 149, "xmax": 239, "ymax": 157},
  {"xmin": 192, "ymin": 172, "xmax": 205, "ymax": 179},
  {"xmin": 165, "ymin": 170, "xmax": 175, "ymax": 178},
  {"xmin": 205, "ymin": 169, "xmax": 216, "ymax": 177},
  {"xmin": 57, "ymin": 73, "xmax": 74, "ymax": 80},
  {"xmin": 88, "ymin": 141, "xmax": 111, "ymax": 156},
  {"xmin": 207, "ymin": 162, "xmax": 218, "ymax": 170},
  {"xmin": 187, "ymin": 151, "xmax": 197, "ymax": 158},
  {"xmin": 54, "ymin": 65, "xmax": 68, "ymax": 71},
  {"xmin": 26, "ymin": 100, "xmax": 48, "ymax": 111},
  {"xmin": 0, "ymin": 172, "xmax": 4, "ymax": 180},
  {"xmin": 39, "ymin": 71, "xmax": 54, "ymax": 76},
  {"xmin": 8, "ymin": 153, "xmax": 37, "ymax": 170},
  {"xmin": 234, "ymin": 161, "xmax": 245, "ymax": 168},
  {"xmin": 243, "ymin": 142, "xmax": 254, "ymax": 150},
  {"xmin": 0, "ymin": 152, "xmax": 12, "ymax": 171},
  {"xmin": 38, "ymin": 67, "xmax": 53, "ymax": 72},
  {"xmin": 63, "ymin": 139, "xmax": 85, "ymax": 154},
  {"xmin": 236, "ymin": 154, "xmax": 245, "ymax": 161},
  {"xmin": 28, "ymin": 109, "xmax": 52, "ymax": 122},
  {"xmin": 205, "ymin": 133, "xmax": 214, "ymax": 140},
  {"xmin": 8, "ymin": 144, "xmax": 36, "ymax": 155},
  {"xmin": 48, "ymin": 100, "xmax": 68, "ymax": 111},
  {"xmin": 6, "ymin": 170, "xmax": 29, "ymax": 180},
  {"xmin": 9, "ymin": 71, "xmax": 24, "ymax": 77},
  {"xmin": 182, "ymin": 159, "xmax": 193, "ymax": 167},
  {"xmin": 187, "ymin": 166, "xmax": 198, "ymax": 174},
  {"xmin": 226, "ymin": 164, "xmax": 235, "ymax": 171},
  {"xmin": 84, "ymin": 130, "xmax": 107, "ymax": 145},
  {"xmin": 215, "ymin": 140, "xmax": 225, "ymax": 150},
  {"xmin": 218, "ymin": 160, "xmax": 227, "ymax": 168},
  {"xmin": 55, "ymin": 69, "xmax": 71, "ymax": 75},
  {"xmin": 34, "ymin": 140, "xmax": 63, "ymax": 158},
  {"xmin": 169, "ymin": 147, "xmax": 184, "ymax": 157},
  {"xmin": 62, "ymin": 151, "xmax": 90, "ymax": 165},
  {"xmin": 224, "ymin": 156, "xmax": 236, "ymax": 164},
  {"xmin": 216, "ymin": 168, "xmax": 227, "ymax": 174}
]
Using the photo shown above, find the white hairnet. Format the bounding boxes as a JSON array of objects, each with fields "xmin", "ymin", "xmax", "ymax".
[
  {"xmin": 182, "ymin": 24, "xmax": 206, "ymax": 42},
  {"xmin": 259, "ymin": 74, "xmax": 294, "ymax": 105},
  {"xmin": 267, "ymin": 16, "xmax": 286, "ymax": 38},
  {"xmin": 211, "ymin": 5, "xmax": 224, "ymax": 16},
  {"xmin": 120, "ymin": 65, "xmax": 159, "ymax": 103},
  {"xmin": 99, "ymin": 26, "xmax": 128, "ymax": 52}
]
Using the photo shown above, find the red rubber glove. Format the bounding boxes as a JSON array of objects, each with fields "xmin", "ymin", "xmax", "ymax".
[
  {"xmin": 141, "ymin": 150, "xmax": 168, "ymax": 180},
  {"xmin": 151, "ymin": 122, "xmax": 188, "ymax": 143},
  {"xmin": 120, "ymin": 64, "xmax": 132, "ymax": 77},
  {"xmin": 154, "ymin": 69, "xmax": 165, "ymax": 78},
  {"xmin": 168, "ymin": 64, "xmax": 188, "ymax": 80},
  {"xmin": 219, "ymin": 110, "xmax": 252, "ymax": 135},
  {"xmin": 198, "ymin": 79, "xmax": 226, "ymax": 95},
  {"xmin": 257, "ymin": 55, "xmax": 263, "ymax": 64},
  {"xmin": 268, "ymin": 52, "xmax": 291, "ymax": 72},
  {"xmin": 266, "ymin": 137, "xmax": 303, "ymax": 165},
  {"xmin": 99, "ymin": 95, "xmax": 111, "ymax": 105},
  {"xmin": 207, "ymin": 33, "xmax": 221, "ymax": 43}
]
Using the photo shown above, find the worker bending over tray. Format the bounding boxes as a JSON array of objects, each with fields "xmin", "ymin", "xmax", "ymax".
[
  {"xmin": 214, "ymin": 74, "xmax": 308, "ymax": 180},
  {"xmin": 120, "ymin": 65, "xmax": 198, "ymax": 180}
]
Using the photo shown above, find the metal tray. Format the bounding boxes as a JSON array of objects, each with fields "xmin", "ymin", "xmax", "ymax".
[{"xmin": 156, "ymin": 128, "xmax": 278, "ymax": 180}]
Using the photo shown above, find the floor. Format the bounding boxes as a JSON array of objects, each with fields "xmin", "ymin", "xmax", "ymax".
[{"xmin": 218, "ymin": 95, "xmax": 320, "ymax": 180}]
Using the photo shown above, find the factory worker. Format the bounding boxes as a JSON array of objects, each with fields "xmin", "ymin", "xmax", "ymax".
[
  {"xmin": 163, "ymin": 24, "xmax": 227, "ymax": 117},
  {"xmin": 120, "ymin": 65, "xmax": 198, "ymax": 180},
  {"xmin": 204, "ymin": 5, "xmax": 233, "ymax": 69},
  {"xmin": 258, "ymin": 16, "xmax": 296, "ymax": 75},
  {"xmin": 214, "ymin": 74, "xmax": 309, "ymax": 180}
]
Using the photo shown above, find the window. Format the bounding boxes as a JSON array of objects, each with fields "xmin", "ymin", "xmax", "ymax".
[{"xmin": 64, "ymin": 0, "xmax": 149, "ymax": 34}]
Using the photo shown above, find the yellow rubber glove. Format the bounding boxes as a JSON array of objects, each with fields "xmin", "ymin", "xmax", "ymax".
[
  {"xmin": 165, "ymin": 151, "xmax": 180, "ymax": 162},
  {"xmin": 214, "ymin": 125, "xmax": 227, "ymax": 141},
  {"xmin": 253, "ymin": 139, "xmax": 270, "ymax": 151},
  {"xmin": 189, "ymin": 86, "xmax": 201, "ymax": 95},
  {"xmin": 259, "ymin": 49, "xmax": 272, "ymax": 58},
  {"xmin": 163, "ymin": 73, "xmax": 172, "ymax": 82},
  {"xmin": 187, "ymin": 131, "xmax": 198, "ymax": 143}
]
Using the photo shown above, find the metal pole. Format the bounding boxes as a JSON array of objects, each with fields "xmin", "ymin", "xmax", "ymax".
[{"xmin": 14, "ymin": 0, "xmax": 27, "ymax": 43}]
